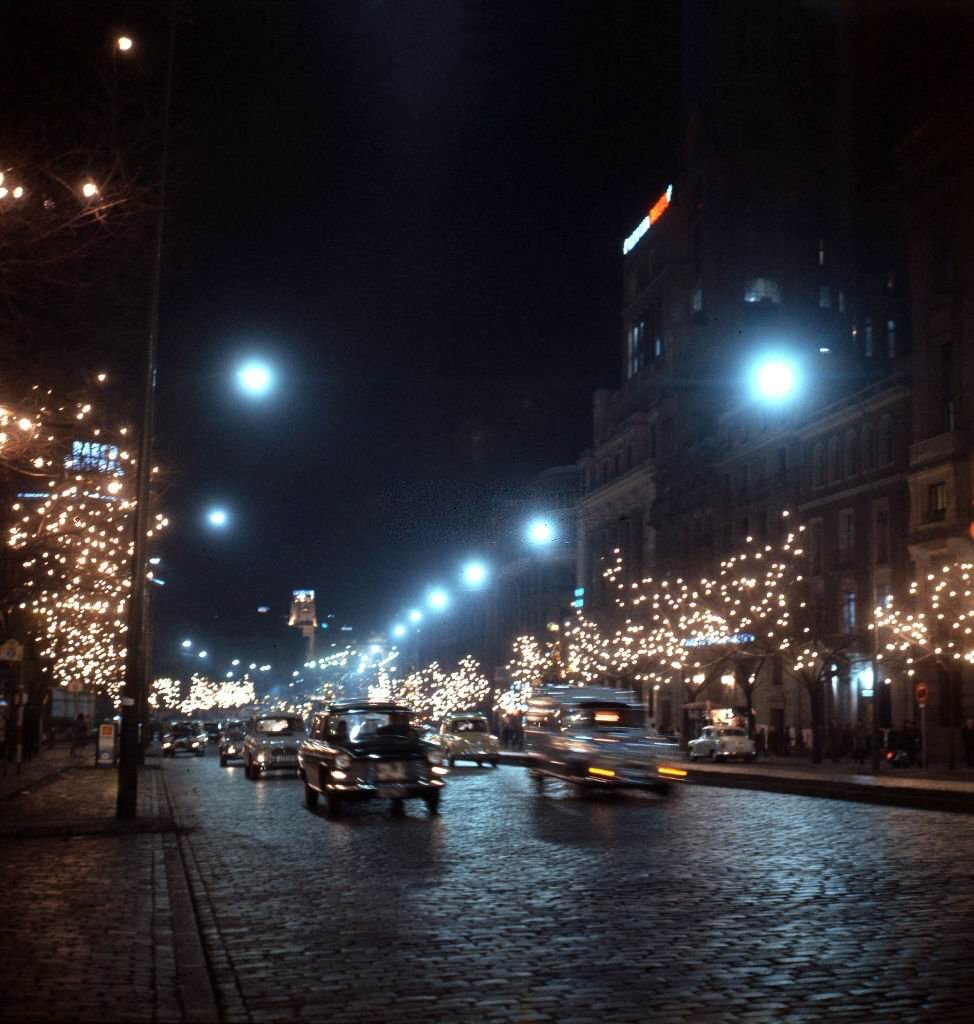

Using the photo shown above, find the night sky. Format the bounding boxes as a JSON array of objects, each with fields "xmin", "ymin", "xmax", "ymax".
[{"xmin": 18, "ymin": 1, "xmax": 684, "ymax": 666}]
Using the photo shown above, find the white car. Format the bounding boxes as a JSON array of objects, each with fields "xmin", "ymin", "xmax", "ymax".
[
  {"xmin": 688, "ymin": 725, "xmax": 756, "ymax": 762},
  {"xmin": 435, "ymin": 712, "xmax": 500, "ymax": 767}
]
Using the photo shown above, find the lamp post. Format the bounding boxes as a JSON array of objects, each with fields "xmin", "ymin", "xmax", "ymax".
[{"xmin": 117, "ymin": 17, "xmax": 176, "ymax": 820}]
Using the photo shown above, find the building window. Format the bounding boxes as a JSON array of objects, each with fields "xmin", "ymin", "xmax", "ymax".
[
  {"xmin": 653, "ymin": 334, "xmax": 663, "ymax": 358},
  {"xmin": 875, "ymin": 508, "xmax": 889, "ymax": 564},
  {"xmin": 812, "ymin": 442, "xmax": 826, "ymax": 488},
  {"xmin": 928, "ymin": 481, "xmax": 947, "ymax": 522},
  {"xmin": 875, "ymin": 583, "xmax": 893, "ymax": 610},
  {"xmin": 690, "ymin": 285, "xmax": 704, "ymax": 314},
  {"xmin": 828, "ymin": 436, "xmax": 842, "ymax": 483},
  {"xmin": 864, "ymin": 317, "xmax": 874, "ymax": 357},
  {"xmin": 942, "ymin": 342, "xmax": 956, "ymax": 433},
  {"xmin": 886, "ymin": 270, "xmax": 895, "ymax": 293},
  {"xmin": 744, "ymin": 277, "xmax": 782, "ymax": 304},
  {"xmin": 845, "ymin": 429, "xmax": 858, "ymax": 478},
  {"xmin": 861, "ymin": 423, "xmax": 876, "ymax": 471},
  {"xmin": 878, "ymin": 415, "xmax": 894, "ymax": 465},
  {"xmin": 885, "ymin": 320, "xmax": 897, "ymax": 358},
  {"xmin": 819, "ymin": 285, "xmax": 832, "ymax": 309},
  {"xmin": 838, "ymin": 508, "xmax": 855, "ymax": 563},
  {"xmin": 626, "ymin": 321, "xmax": 645, "ymax": 379},
  {"xmin": 840, "ymin": 589, "xmax": 857, "ymax": 633},
  {"xmin": 818, "ymin": 238, "xmax": 826, "ymax": 267},
  {"xmin": 809, "ymin": 519, "xmax": 824, "ymax": 575},
  {"xmin": 837, "ymin": 290, "xmax": 846, "ymax": 313}
]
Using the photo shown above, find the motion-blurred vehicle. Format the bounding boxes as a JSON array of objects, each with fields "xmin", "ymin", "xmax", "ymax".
[
  {"xmin": 434, "ymin": 711, "xmax": 500, "ymax": 767},
  {"xmin": 162, "ymin": 722, "xmax": 205, "ymax": 758},
  {"xmin": 687, "ymin": 725, "xmax": 756, "ymax": 762},
  {"xmin": 219, "ymin": 720, "xmax": 248, "ymax": 767},
  {"xmin": 524, "ymin": 685, "xmax": 671, "ymax": 795},
  {"xmin": 243, "ymin": 714, "xmax": 307, "ymax": 779},
  {"xmin": 298, "ymin": 701, "xmax": 446, "ymax": 817},
  {"xmin": 202, "ymin": 721, "xmax": 221, "ymax": 744}
]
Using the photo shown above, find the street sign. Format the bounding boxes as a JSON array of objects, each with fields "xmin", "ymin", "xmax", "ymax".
[
  {"xmin": 0, "ymin": 639, "xmax": 24, "ymax": 662},
  {"xmin": 96, "ymin": 722, "xmax": 117, "ymax": 767},
  {"xmin": 915, "ymin": 681, "xmax": 928, "ymax": 708}
]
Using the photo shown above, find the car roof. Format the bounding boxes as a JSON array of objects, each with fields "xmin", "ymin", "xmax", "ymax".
[{"xmin": 444, "ymin": 710, "xmax": 486, "ymax": 719}]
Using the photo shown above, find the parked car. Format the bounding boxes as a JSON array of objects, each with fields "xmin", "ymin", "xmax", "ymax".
[
  {"xmin": 298, "ymin": 701, "xmax": 446, "ymax": 817},
  {"xmin": 434, "ymin": 711, "xmax": 500, "ymax": 767},
  {"xmin": 687, "ymin": 725, "xmax": 756, "ymax": 762},
  {"xmin": 219, "ymin": 720, "xmax": 248, "ymax": 767},
  {"xmin": 162, "ymin": 722, "xmax": 205, "ymax": 758},
  {"xmin": 524, "ymin": 685, "xmax": 671, "ymax": 795},
  {"xmin": 242, "ymin": 714, "xmax": 307, "ymax": 779}
]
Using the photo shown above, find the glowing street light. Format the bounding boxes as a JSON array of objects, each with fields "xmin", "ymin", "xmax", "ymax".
[
  {"xmin": 391, "ymin": 623, "xmax": 407, "ymax": 640},
  {"xmin": 428, "ymin": 587, "xmax": 450, "ymax": 612},
  {"xmin": 180, "ymin": 639, "xmax": 192, "ymax": 649},
  {"xmin": 81, "ymin": 180, "xmax": 99, "ymax": 199},
  {"xmin": 750, "ymin": 354, "xmax": 800, "ymax": 403},
  {"xmin": 526, "ymin": 518, "xmax": 556, "ymax": 547},
  {"xmin": 460, "ymin": 560, "xmax": 489, "ymax": 589},
  {"xmin": 198, "ymin": 650, "xmax": 208, "ymax": 659},
  {"xmin": 206, "ymin": 507, "xmax": 229, "ymax": 528},
  {"xmin": 408, "ymin": 608, "xmax": 423, "ymax": 624},
  {"xmin": 116, "ymin": 35, "xmax": 134, "ymax": 52},
  {"xmin": 236, "ymin": 359, "xmax": 274, "ymax": 397}
]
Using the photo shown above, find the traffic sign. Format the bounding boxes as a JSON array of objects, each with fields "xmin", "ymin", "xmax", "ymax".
[
  {"xmin": 915, "ymin": 681, "xmax": 928, "ymax": 708},
  {"xmin": 0, "ymin": 639, "xmax": 24, "ymax": 662}
]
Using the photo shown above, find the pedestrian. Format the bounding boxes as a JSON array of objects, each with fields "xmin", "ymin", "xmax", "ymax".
[
  {"xmin": 70, "ymin": 712, "xmax": 87, "ymax": 756},
  {"xmin": 852, "ymin": 720, "xmax": 867, "ymax": 766},
  {"xmin": 962, "ymin": 719, "xmax": 974, "ymax": 769}
]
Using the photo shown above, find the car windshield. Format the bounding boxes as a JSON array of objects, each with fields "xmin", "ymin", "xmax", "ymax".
[
  {"xmin": 171, "ymin": 724, "xmax": 197, "ymax": 737},
  {"xmin": 721, "ymin": 728, "xmax": 747, "ymax": 736},
  {"xmin": 256, "ymin": 717, "xmax": 304, "ymax": 734},
  {"xmin": 333, "ymin": 711, "xmax": 414, "ymax": 742},
  {"xmin": 449, "ymin": 718, "xmax": 487, "ymax": 733}
]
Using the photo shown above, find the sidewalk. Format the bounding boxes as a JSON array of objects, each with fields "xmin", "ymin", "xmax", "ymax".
[
  {"xmin": 0, "ymin": 743, "xmax": 78, "ymax": 800},
  {"xmin": 0, "ymin": 749, "xmax": 218, "ymax": 1023},
  {"xmin": 498, "ymin": 749, "xmax": 974, "ymax": 812}
]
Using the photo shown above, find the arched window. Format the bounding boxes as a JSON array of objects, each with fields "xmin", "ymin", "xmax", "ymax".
[
  {"xmin": 878, "ymin": 415, "xmax": 894, "ymax": 466},
  {"xmin": 861, "ymin": 422, "xmax": 876, "ymax": 471},
  {"xmin": 813, "ymin": 442, "xmax": 826, "ymax": 487},
  {"xmin": 845, "ymin": 429, "xmax": 858, "ymax": 477},
  {"xmin": 828, "ymin": 436, "xmax": 842, "ymax": 483}
]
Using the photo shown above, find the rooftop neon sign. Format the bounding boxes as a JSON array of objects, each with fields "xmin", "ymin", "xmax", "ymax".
[{"xmin": 622, "ymin": 184, "xmax": 673, "ymax": 255}]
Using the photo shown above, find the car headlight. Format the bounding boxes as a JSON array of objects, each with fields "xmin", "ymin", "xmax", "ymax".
[
  {"xmin": 335, "ymin": 753, "xmax": 351, "ymax": 769},
  {"xmin": 163, "ymin": 742, "xmax": 172, "ymax": 749},
  {"xmin": 191, "ymin": 741, "xmax": 200, "ymax": 748},
  {"xmin": 227, "ymin": 745, "xmax": 236, "ymax": 754}
]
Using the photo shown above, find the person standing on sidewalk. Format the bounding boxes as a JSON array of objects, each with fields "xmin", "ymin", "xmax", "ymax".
[{"xmin": 70, "ymin": 713, "xmax": 87, "ymax": 756}]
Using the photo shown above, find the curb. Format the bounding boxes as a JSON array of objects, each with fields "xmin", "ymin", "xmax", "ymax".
[{"xmin": 159, "ymin": 769, "xmax": 223, "ymax": 1023}]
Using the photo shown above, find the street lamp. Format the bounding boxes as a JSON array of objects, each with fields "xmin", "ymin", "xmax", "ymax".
[
  {"xmin": 236, "ymin": 359, "xmax": 274, "ymax": 397},
  {"xmin": 180, "ymin": 639, "xmax": 192, "ymax": 649},
  {"xmin": 408, "ymin": 608, "xmax": 423, "ymax": 624},
  {"xmin": 749, "ymin": 353, "xmax": 801, "ymax": 404},
  {"xmin": 460, "ymin": 559, "xmax": 489, "ymax": 589},
  {"xmin": 206, "ymin": 507, "xmax": 229, "ymax": 528},
  {"xmin": 116, "ymin": 35, "xmax": 134, "ymax": 52},
  {"xmin": 526, "ymin": 517, "xmax": 556, "ymax": 546},
  {"xmin": 428, "ymin": 587, "xmax": 450, "ymax": 612},
  {"xmin": 391, "ymin": 623, "xmax": 407, "ymax": 640}
]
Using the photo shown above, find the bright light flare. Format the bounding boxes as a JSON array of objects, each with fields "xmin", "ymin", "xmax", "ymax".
[
  {"xmin": 392, "ymin": 623, "xmax": 407, "ymax": 639},
  {"xmin": 206, "ymin": 507, "xmax": 228, "ymax": 528},
  {"xmin": 461, "ymin": 559, "xmax": 489, "ymax": 588},
  {"xmin": 427, "ymin": 587, "xmax": 450, "ymax": 612},
  {"xmin": 236, "ymin": 360, "xmax": 274, "ymax": 397},
  {"xmin": 81, "ymin": 181, "xmax": 99, "ymax": 199},
  {"xmin": 408, "ymin": 608, "xmax": 423, "ymax": 624},
  {"xmin": 116, "ymin": 35, "xmax": 134, "ymax": 51},
  {"xmin": 526, "ymin": 517, "xmax": 556, "ymax": 546},
  {"xmin": 751, "ymin": 355, "xmax": 800, "ymax": 403}
]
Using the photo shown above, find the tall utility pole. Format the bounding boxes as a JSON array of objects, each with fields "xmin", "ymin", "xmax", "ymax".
[{"xmin": 117, "ymin": 18, "xmax": 176, "ymax": 819}]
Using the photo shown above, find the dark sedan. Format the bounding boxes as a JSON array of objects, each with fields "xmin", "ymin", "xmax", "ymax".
[
  {"xmin": 161, "ymin": 722, "xmax": 205, "ymax": 758},
  {"xmin": 298, "ymin": 701, "xmax": 446, "ymax": 817}
]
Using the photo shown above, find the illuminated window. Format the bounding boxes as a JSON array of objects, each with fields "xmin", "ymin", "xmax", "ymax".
[
  {"xmin": 928, "ymin": 482, "xmax": 947, "ymax": 522},
  {"xmin": 818, "ymin": 285, "xmax": 832, "ymax": 309},
  {"xmin": 653, "ymin": 334, "xmax": 663, "ymax": 358},
  {"xmin": 690, "ymin": 285, "xmax": 704, "ymax": 314},
  {"xmin": 837, "ymin": 290, "xmax": 846, "ymax": 313},
  {"xmin": 744, "ymin": 277, "xmax": 781, "ymax": 304},
  {"xmin": 864, "ymin": 318, "xmax": 874, "ymax": 357},
  {"xmin": 818, "ymin": 239, "xmax": 826, "ymax": 266},
  {"xmin": 840, "ymin": 589, "xmax": 857, "ymax": 632}
]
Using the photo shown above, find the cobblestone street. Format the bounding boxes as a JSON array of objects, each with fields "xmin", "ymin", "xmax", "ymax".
[{"xmin": 162, "ymin": 757, "xmax": 974, "ymax": 1023}]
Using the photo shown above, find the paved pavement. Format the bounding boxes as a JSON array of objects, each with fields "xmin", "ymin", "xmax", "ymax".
[{"xmin": 161, "ymin": 756, "xmax": 974, "ymax": 1023}]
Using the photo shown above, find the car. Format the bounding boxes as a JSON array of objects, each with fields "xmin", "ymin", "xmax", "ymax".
[
  {"xmin": 434, "ymin": 711, "xmax": 500, "ymax": 767},
  {"xmin": 242, "ymin": 713, "xmax": 307, "ymax": 779},
  {"xmin": 524, "ymin": 685, "xmax": 671, "ymax": 795},
  {"xmin": 298, "ymin": 701, "xmax": 446, "ymax": 817},
  {"xmin": 218, "ymin": 720, "xmax": 248, "ymax": 767},
  {"xmin": 687, "ymin": 725, "xmax": 756, "ymax": 762},
  {"xmin": 202, "ymin": 721, "xmax": 221, "ymax": 744},
  {"xmin": 161, "ymin": 722, "xmax": 205, "ymax": 758}
]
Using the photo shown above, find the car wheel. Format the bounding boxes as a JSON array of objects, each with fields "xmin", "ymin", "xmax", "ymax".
[
  {"xmin": 688, "ymin": 752, "xmax": 697, "ymax": 762},
  {"xmin": 491, "ymin": 759, "xmax": 499, "ymax": 768},
  {"xmin": 219, "ymin": 755, "xmax": 227, "ymax": 767},
  {"xmin": 425, "ymin": 790, "xmax": 441, "ymax": 816},
  {"xmin": 448, "ymin": 756, "xmax": 455, "ymax": 769},
  {"xmin": 246, "ymin": 759, "xmax": 258, "ymax": 780},
  {"xmin": 324, "ymin": 790, "xmax": 342, "ymax": 818},
  {"xmin": 303, "ymin": 781, "xmax": 319, "ymax": 810},
  {"xmin": 477, "ymin": 761, "xmax": 483, "ymax": 767}
]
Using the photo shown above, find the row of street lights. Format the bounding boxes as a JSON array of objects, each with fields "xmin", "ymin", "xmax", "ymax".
[{"xmin": 387, "ymin": 516, "xmax": 560, "ymax": 643}]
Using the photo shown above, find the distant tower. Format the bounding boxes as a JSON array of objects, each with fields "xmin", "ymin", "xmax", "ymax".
[{"xmin": 288, "ymin": 590, "xmax": 318, "ymax": 662}]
